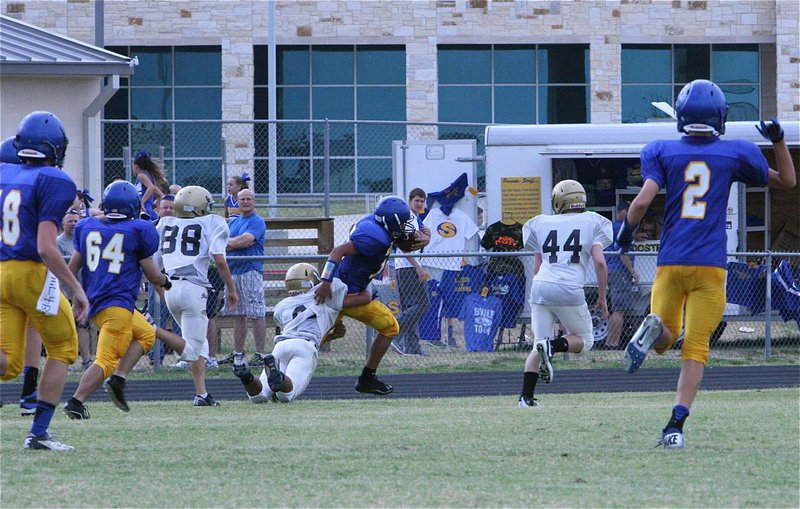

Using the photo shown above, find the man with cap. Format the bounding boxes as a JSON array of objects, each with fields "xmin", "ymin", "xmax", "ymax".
[{"xmin": 603, "ymin": 201, "xmax": 639, "ymax": 348}]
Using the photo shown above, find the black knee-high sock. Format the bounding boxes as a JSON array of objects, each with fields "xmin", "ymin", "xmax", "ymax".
[
  {"xmin": 21, "ymin": 367, "xmax": 39, "ymax": 398},
  {"xmin": 550, "ymin": 336, "xmax": 569, "ymax": 354},
  {"xmin": 360, "ymin": 367, "xmax": 376, "ymax": 382},
  {"xmin": 521, "ymin": 371, "xmax": 539, "ymax": 400}
]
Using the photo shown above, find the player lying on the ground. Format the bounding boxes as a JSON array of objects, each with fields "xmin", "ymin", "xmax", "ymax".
[
  {"xmin": 62, "ymin": 182, "xmax": 191, "ymax": 420},
  {"xmin": 233, "ymin": 263, "xmax": 371, "ymax": 403}
]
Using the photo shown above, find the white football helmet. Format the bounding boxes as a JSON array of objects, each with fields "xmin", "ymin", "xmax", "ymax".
[
  {"xmin": 174, "ymin": 186, "xmax": 214, "ymax": 218},
  {"xmin": 285, "ymin": 263, "xmax": 320, "ymax": 295},
  {"xmin": 552, "ymin": 179, "xmax": 586, "ymax": 214}
]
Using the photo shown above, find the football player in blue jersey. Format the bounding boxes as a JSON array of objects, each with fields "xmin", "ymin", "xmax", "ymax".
[
  {"xmin": 617, "ymin": 80, "xmax": 796, "ymax": 448},
  {"xmin": 314, "ymin": 196, "xmax": 429, "ymax": 395},
  {"xmin": 62, "ymin": 181, "xmax": 182, "ymax": 419},
  {"xmin": 0, "ymin": 111, "xmax": 89, "ymax": 451},
  {"xmin": 1, "ymin": 135, "xmax": 46, "ymax": 416}
]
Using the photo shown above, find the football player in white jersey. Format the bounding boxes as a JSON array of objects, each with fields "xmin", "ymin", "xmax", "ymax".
[
  {"xmin": 233, "ymin": 263, "xmax": 371, "ymax": 403},
  {"xmin": 155, "ymin": 186, "xmax": 238, "ymax": 406},
  {"xmin": 517, "ymin": 180, "xmax": 612, "ymax": 407}
]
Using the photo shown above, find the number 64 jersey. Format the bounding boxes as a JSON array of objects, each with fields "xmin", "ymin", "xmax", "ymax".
[
  {"xmin": 523, "ymin": 211, "xmax": 613, "ymax": 298},
  {"xmin": 155, "ymin": 214, "xmax": 229, "ymax": 287}
]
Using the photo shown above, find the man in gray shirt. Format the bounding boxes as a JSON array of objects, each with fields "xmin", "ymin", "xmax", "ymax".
[{"xmin": 57, "ymin": 209, "xmax": 95, "ymax": 369}]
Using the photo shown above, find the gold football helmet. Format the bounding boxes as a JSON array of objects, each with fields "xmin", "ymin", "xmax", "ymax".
[
  {"xmin": 552, "ymin": 179, "xmax": 586, "ymax": 214},
  {"xmin": 174, "ymin": 186, "xmax": 214, "ymax": 218},
  {"xmin": 285, "ymin": 263, "xmax": 321, "ymax": 294}
]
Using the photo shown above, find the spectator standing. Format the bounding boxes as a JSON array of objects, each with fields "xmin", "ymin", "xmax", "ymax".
[
  {"xmin": 392, "ymin": 188, "xmax": 431, "ymax": 356},
  {"xmin": 518, "ymin": 180, "xmax": 612, "ymax": 407},
  {"xmin": 132, "ymin": 151, "xmax": 167, "ymax": 221},
  {"xmin": 224, "ymin": 172, "xmax": 250, "ymax": 220},
  {"xmin": 224, "ymin": 188, "xmax": 268, "ymax": 366},
  {"xmin": 617, "ymin": 80, "xmax": 795, "ymax": 449},
  {"xmin": 603, "ymin": 201, "xmax": 639, "ymax": 349}
]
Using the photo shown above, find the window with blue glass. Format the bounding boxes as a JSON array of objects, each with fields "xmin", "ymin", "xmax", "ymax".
[
  {"xmin": 254, "ymin": 45, "xmax": 406, "ymax": 194},
  {"xmin": 102, "ymin": 46, "xmax": 223, "ymax": 192},
  {"xmin": 621, "ymin": 44, "xmax": 761, "ymax": 123}
]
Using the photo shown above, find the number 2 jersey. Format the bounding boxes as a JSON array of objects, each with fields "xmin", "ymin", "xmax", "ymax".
[
  {"xmin": 155, "ymin": 214, "xmax": 229, "ymax": 288},
  {"xmin": 0, "ymin": 162, "xmax": 77, "ymax": 263},
  {"xmin": 523, "ymin": 211, "xmax": 613, "ymax": 305},
  {"xmin": 640, "ymin": 135, "xmax": 769, "ymax": 269},
  {"xmin": 73, "ymin": 217, "xmax": 159, "ymax": 318},
  {"xmin": 273, "ymin": 278, "xmax": 348, "ymax": 347}
]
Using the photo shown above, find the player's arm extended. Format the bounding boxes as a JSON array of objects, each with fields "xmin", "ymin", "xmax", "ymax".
[
  {"xmin": 315, "ymin": 241, "xmax": 358, "ymax": 304},
  {"xmin": 618, "ymin": 179, "xmax": 659, "ymax": 249},
  {"xmin": 342, "ymin": 289, "xmax": 371, "ymax": 308},
  {"xmin": 591, "ymin": 244, "xmax": 609, "ymax": 320},
  {"xmin": 38, "ymin": 221, "xmax": 88, "ymax": 323},
  {"xmin": 213, "ymin": 253, "xmax": 239, "ymax": 310},
  {"xmin": 139, "ymin": 257, "xmax": 171, "ymax": 299},
  {"xmin": 767, "ymin": 140, "xmax": 796, "ymax": 190}
]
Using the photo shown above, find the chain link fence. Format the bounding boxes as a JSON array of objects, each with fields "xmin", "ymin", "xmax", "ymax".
[
  {"xmin": 134, "ymin": 250, "xmax": 798, "ymax": 376},
  {"xmin": 100, "ymin": 119, "xmax": 799, "ymax": 376}
]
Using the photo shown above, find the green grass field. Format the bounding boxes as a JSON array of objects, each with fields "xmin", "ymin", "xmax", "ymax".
[{"xmin": 2, "ymin": 389, "xmax": 798, "ymax": 508}]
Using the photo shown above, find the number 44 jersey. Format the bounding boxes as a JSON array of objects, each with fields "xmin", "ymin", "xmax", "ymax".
[
  {"xmin": 155, "ymin": 214, "xmax": 229, "ymax": 288},
  {"xmin": 523, "ymin": 211, "xmax": 613, "ymax": 292}
]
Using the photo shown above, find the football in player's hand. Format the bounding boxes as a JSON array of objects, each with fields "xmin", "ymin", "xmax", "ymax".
[{"xmin": 396, "ymin": 229, "xmax": 430, "ymax": 253}]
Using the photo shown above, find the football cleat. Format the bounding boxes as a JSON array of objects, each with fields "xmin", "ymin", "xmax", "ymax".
[
  {"xmin": 19, "ymin": 390, "xmax": 37, "ymax": 416},
  {"xmin": 104, "ymin": 376, "xmax": 130, "ymax": 413},
  {"xmin": 657, "ymin": 431, "xmax": 685, "ymax": 449},
  {"xmin": 24, "ymin": 432, "xmax": 74, "ymax": 451},
  {"xmin": 517, "ymin": 396, "xmax": 539, "ymax": 408},
  {"xmin": 205, "ymin": 357, "xmax": 219, "ymax": 369},
  {"xmin": 623, "ymin": 313, "xmax": 663, "ymax": 374},
  {"xmin": 355, "ymin": 377, "xmax": 394, "ymax": 396},
  {"xmin": 63, "ymin": 399, "xmax": 90, "ymax": 420},
  {"xmin": 537, "ymin": 342, "xmax": 554, "ymax": 384},
  {"xmin": 263, "ymin": 354, "xmax": 285, "ymax": 393},
  {"xmin": 193, "ymin": 393, "xmax": 220, "ymax": 407}
]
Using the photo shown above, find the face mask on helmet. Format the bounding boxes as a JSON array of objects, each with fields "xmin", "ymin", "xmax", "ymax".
[
  {"xmin": 675, "ymin": 79, "xmax": 728, "ymax": 135},
  {"xmin": 14, "ymin": 111, "xmax": 69, "ymax": 167},
  {"xmin": 285, "ymin": 263, "xmax": 321, "ymax": 295},
  {"xmin": 174, "ymin": 186, "xmax": 214, "ymax": 218},
  {"xmin": 102, "ymin": 181, "xmax": 141, "ymax": 219},
  {"xmin": 374, "ymin": 196, "xmax": 413, "ymax": 240},
  {"xmin": 551, "ymin": 179, "xmax": 587, "ymax": 214}
]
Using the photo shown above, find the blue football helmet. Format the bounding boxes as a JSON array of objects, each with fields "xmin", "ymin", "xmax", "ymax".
[
  {"xmin": 102, "ymin": 181, "xmax": 141, "ymax": 219},
  {"xmin": 1, "ymin": 136, "xmax": 21, "ymax": 164},
  {"xmin": 374, "ymin": 196, "xmax": 414, "ymax": 240},
  {"xmin": 14, "ymin": 111, "xmax": 69, "ymax": 167},
  {"xmin": 675, "ymin": 79, "xmax": 728, "ymax": 135}
]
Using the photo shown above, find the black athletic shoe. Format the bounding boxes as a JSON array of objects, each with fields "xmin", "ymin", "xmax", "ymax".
[
  {"xmin": 263, "ymin": 354, "xmax": 284, "ymax": 392},
  {"xmin": 63, "ymin": 399, "xmax": 90, "ymax": 420},
  {"xmin": 104, "ymin": 376, "xmax": 129, "ymax": 412},
  {"xmin": 193, "ymin": 393, "xmax": 220, "ymax": 407},
  {"xmin": 355, "ymin": 377, "xmax": 393, "ymax": 395},
  {"xmin": 23, "ymin": 432, "xmax": 74, "ymax": 451}
]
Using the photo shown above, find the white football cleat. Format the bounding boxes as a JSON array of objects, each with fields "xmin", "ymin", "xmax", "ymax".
[
  {"xmin": 623, "ymin": 313, "xmax": 663, "ymax": 374},
  {"xmin": 537, "ymin": 341, "xmax": 554, "ymax": 383},
  {"xmin": 658, "ymin": 431, "xmax": 685, "ymax": 449}
]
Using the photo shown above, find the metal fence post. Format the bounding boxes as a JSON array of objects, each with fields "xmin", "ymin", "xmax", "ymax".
[
  {"xmin": 123, "ymin": 146, "xmax": 131, "ymax": 183},
  {"xmin": 324, "ymin": 118, "xmax": 331, "ymax": 218},
  {"xmin": 765, "ymin": 251, "xmax": 772, "ymax": 358},
  {"xmin": 150, "ymin": 288, "xmax": 162, "ymax": 372}
]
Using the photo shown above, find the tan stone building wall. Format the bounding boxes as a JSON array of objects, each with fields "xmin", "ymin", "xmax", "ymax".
[{"xmin": 3, "ymin": 0, "xmax": 798, "ymax": 122}]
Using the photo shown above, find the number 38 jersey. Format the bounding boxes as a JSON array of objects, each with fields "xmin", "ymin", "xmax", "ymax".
[
  {"xmin": 73, "ymin": 217, "xmax": 159, "ymax": 318},
  {"xmin": 273, "ymin": 278, "xmax": 348, "ymax": 347},
  {"xmin": 523, "ymin": 211, "xmax": 613, "ymax": 291},
  {"xmin": 155, "ymin": 214, "xmax": 229, "ymax": 288}
]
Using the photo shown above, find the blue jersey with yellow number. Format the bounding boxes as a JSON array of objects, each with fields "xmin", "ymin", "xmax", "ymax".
[
  {"xmin": 336, "ymin": 216, "xmax": 393, "ymax": 293},
  {"xmin": 74, "ymin": 217, "xmax": 159, "ymax": 317},
  {"xmin": 640, "ymin": 136, "xmax": 768, "ymax": 269},
  {"xmin": 0, "ymin": 162, "xmax": 77, "ymax": 263}
]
